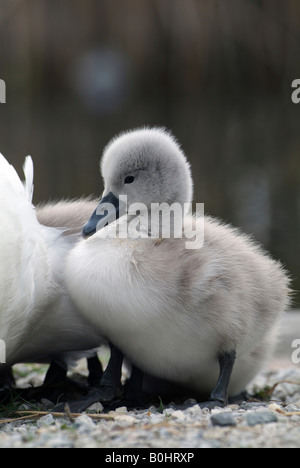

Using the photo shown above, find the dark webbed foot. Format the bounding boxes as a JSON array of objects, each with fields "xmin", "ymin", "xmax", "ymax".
[
  {"xmin": 54, "ymin": 387, "xmax": 107, "ymax": 413},
  {"xmin": 103, "ymin": 396, "xmax": 146, "ymax": 411},
  {"xmin": 53, "ymin": 382, "xmax": 123, "ymax": 413},
  {"xmin": 198, "ymin": 399, "xmax": 226, "ymax": 410}
]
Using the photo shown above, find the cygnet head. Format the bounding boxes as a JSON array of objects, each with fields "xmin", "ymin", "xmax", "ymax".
[{"xmin": 83, "ymin": 127, "xmax": 193, "ymax": 238}]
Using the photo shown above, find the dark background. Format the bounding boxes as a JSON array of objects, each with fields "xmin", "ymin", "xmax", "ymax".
[{"xmin": 0, "ymin": 0, "xmax": 299, "ymax": 307}]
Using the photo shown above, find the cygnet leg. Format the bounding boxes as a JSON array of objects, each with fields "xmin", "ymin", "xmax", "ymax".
[
  {"xmin": 0, "ymin": 364, "xmax": 15, "ymax": 389},
  {"xmin": 0, "ymin": 364, "xmax": 15, "ymax": 403},
  {"xmin": 124, "ymin": 365, "xmax": 144, "ymax": 400},
  {"xmin": 105, "ymin": 365, "xmax": 146, "ymax": 410},
  {"xmin": 53, "ymin": 343, "xmax": 124, "ymax": 413},
  {"xmin": 97, "ymin": 342, "xmax": 124, "ymax": 401},
  {"xmin": 199, "ymin": 350, "xmax": 236, "ymax": 409},
  {"xmin": 44, "ymin": 360, "xmax": 68, "ymax": 385},
  {"xmin": 87, "ymin": 354, "xmax": 103, "ymax": 386}
]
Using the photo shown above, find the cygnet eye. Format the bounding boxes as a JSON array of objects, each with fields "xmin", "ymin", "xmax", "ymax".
[{"xmin": 124, "ymin": 175, "xmax": 135, "ymax": 184}]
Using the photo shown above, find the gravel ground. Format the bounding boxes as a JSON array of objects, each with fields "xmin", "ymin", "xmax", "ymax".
[{"xmin": 0, "ymin": 312, "xmax": 300, "ymax": 449}]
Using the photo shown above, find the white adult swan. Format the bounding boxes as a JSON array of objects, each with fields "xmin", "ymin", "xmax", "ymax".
[
  {"xmin": 0, "ymin": 154, "xmax": 104, "ymax": 396},
  {"xmin": 64, "ymin": 128, "xmax": 291, "ymax": 407}
]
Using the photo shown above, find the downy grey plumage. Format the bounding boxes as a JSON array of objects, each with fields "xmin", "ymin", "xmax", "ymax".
[{"xmin": 64, "ymin": 128, "xmax": 291, "ymax": 398}]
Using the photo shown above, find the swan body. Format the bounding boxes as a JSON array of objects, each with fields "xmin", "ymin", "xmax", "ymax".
[
  {"xmin": 65, "ymin": 128, "xmax": 291, "ymax": 398},
  {"xmin": 0, "ymin": 154, "xmax": 103, "ymax": 368}
]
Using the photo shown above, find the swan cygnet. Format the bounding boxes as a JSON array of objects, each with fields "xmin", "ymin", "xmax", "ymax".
[
  {"xmin": 0, "ymin": 154, "xmax": 104, "ymax": 397},
  {"xmin": 65, "ymin": 127, "xmax": 291, "ymax": 408}
]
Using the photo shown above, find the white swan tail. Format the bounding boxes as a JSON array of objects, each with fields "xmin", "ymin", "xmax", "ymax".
[{"xmin": 23, "ymin": 156, "xmax": 34, "ymax": 203}]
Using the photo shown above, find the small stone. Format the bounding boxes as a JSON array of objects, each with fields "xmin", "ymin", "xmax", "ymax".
[
  {"xmin": 183, "ymin": 398, "xmax": 197, "ymax": 406},
  {"xmin": 87, "ymin": 402, "xmax": 104, "ymax": 413},
  {"xmin": 148, "ymin": 413, "xmax": 164, "ymax": 424},
  {"xmin": 166, "ymin": 402, "xmax": 177, "ymax": 410},
  {"xmin": 227, "ymin": 404, "xmax": 240, "ymax": 411},
  {"xmin": 285, "ymin": 403, "xmax": 300, "ymax": 412},
  {"xmin": 74, "ymin": 414, "xmax": 96, "ymax": 433},
  {"xmin": 292, "ymin": 399, "xmax": 300, "ymax": 409},
  {"xmin": 171, "ymin": 410, "xmax": 186, "ymax": 421},
  {"xmin": 186, "ymin": 404, "xmax": 202, "ymax": 416},
  {"xmin": 240, "ymin": 402, "xmax": 268, "ymax": 410},
  {"xmin": 17, "ymin": 403, "xmax": 32, "ymax": 411},
  {"xmin": 148, "ymin": 405, "xmax": 157, "ymax": 413},
  {"xmin": 268, "ymin": 403, "xmax": 283, "ymax": 413},
  {"xmin": 36, "ymin": 414, "xmax": 55, "ymax": 428},
  {"xmin": 114, "ymin": 406, "xmax": 128, "ymax": 414},
  {"xmin": 163, "ymin": 408, "xmax": 175, "ymax": 417},
  {"xmin": 211, "ymin": 407, "xmax": 232, "ymax": 415},
  {"xmin": 211, "ymin": 412, "xmax": 236, "ymax": 427},
  {"xmin": 114, "ymin": 414, "xmax": 138, "ymax": 424},
  {"xmin": 40, "ymin": 399, "xmax": 54, "ymax": 410},
  {"xmin": 246, "ymin": 411, "xmax": 278, "ymax": 427}
]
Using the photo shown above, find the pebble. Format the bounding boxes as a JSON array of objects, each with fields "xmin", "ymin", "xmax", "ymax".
[
  {"xmin": 170, "ymin": 410, "xmax": 186, "ymax": 421},
  {"xmin": 36, "ymin": 414, "xmax": 55, "ymax": 428},
  {"xmin": 87, "ymin": 402, "xmax": 104, "ymax": 413},
  {"xmin": 246, "ymin": 411, "xmax": 278, "ymax": 427},
  {"xmin": 74, "ymin": 414, "xmax": 96, "ymax": 434},
  {"xmin": 211, "ymin": 412, "xmax": 237, "ymax": 427}
]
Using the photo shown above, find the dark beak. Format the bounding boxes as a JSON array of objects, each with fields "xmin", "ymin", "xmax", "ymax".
[{"xmin": 82, "ymin": 191, "xmax": 120, "ymax": 239}]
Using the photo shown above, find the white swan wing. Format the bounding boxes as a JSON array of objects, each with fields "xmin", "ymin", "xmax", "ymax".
[{"xmin": 0, "ymin": 154, "xmax": 51, "ymax": 357}]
